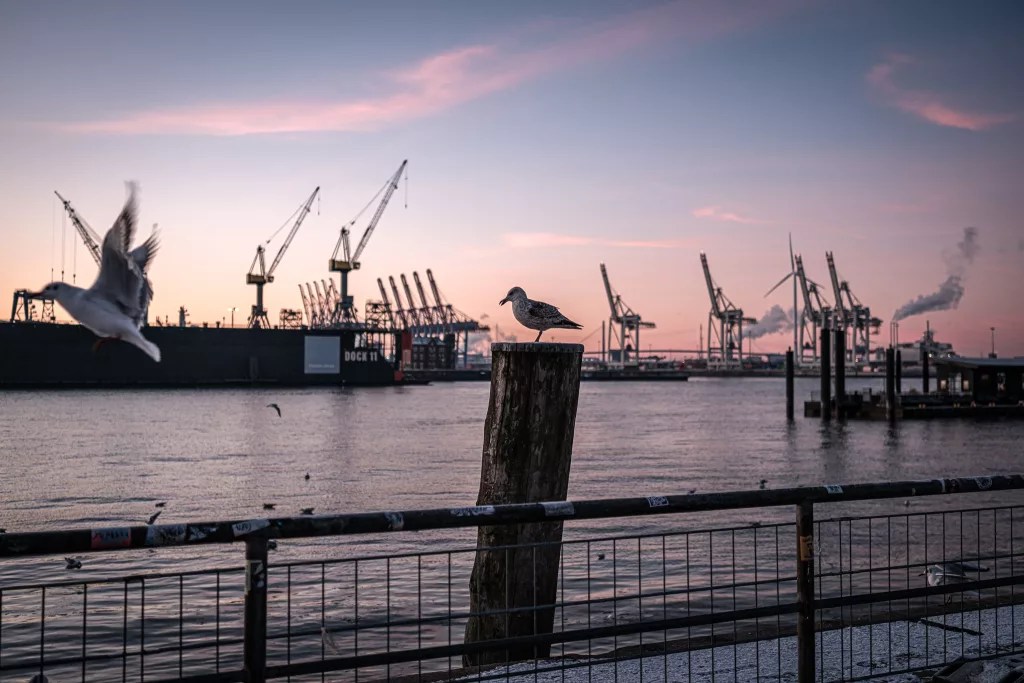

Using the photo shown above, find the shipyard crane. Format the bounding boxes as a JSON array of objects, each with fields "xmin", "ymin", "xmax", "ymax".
[
  {"xmin": 600, "ymin": 263, "xmax": 655, "ymax": 364},
  {"xmin": 412, "ymin": 272, "xmax": 439, "ymax": 331},
  {"xmin": 375, "ymin": 278, "xmax": 396, "ymax": 328},
  {"xmin": 426, "ymin": 269, "xmax": 451, "ymax": 326},
  {"xmin": 298, "ymin": 284, "xmax": 314, "ymax": 327},
  {"xmin": 55, "ymin": 191, "xmax": 103, "ymax": 267},
  {"xmin": 793, "ymin": 254, "xmax": 833, "ymax": 365},
  {"xmin": 825, "ymin": 252, "xmax": 881, "ymax": 363},
  {"xmin": 246, "ymin": 186, "xmax": 320, "ymax": 329},
  {"xmin": 700, "ymin": 252, "xmax": 755, "ymax": 369},
  {"xmin": 330, "ymin": 160, "xmax": 408, "ymax": 324},
  {"xmin": 399, "ymin": 274, "xmax": 423, "ymax": 327},
  {"xmin": 388, "ymin": 276, "xmax": 411, "ymax": 328}
]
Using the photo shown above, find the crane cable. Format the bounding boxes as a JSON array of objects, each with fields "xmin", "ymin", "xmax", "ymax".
[{"xmin": 262, "ymin": 202, "xmax": 305, "ymax": 246}]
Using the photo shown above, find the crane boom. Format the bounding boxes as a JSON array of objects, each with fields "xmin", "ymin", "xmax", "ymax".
[
  {"xmin": 825, "ymin": 251, "xmax": 846, "ymax": 327},
  {"xmin": 426, "ymin": 269, "xmax": 450, "ymax": 324},
  {"xmin": 412, "ymin": 272, "xmax": 431, "ymax": 309},
  {"xmin": 377, "ymin": 278, "xmax": 392, "ymax": 307},
  {"xmin": 600, "ymin": 263, "xmax": 620, "ymax": 321},
  {"xmin": 267, "ymin": 187, "xmax": 320, "ymax": 278},
  {"xmin": 399, "ymin": 274, "xmax": 421, "ymax": 326},
  {"xmin": 352, "ymin": 160, "xmax": 407, "ymax": 264},
  {"xmin": 389, "ymin": 276, "xmax": 410, "ymax": 328},
  {"xmin": 54, "ymin": 191, "xmax": 102, "ymax": 266},
  {"xmin": 700, "ymin": 252, "xmax": 723, "ymax": 319}
]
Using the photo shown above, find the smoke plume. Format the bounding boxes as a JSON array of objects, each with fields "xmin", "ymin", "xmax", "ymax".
[
  {"xmin": 892, "ymin": 227, "xmax": 979, "ymax": 322},
  {"xmin": 743, "ymin": 305, "xmax": 794, "ymax": 340}
]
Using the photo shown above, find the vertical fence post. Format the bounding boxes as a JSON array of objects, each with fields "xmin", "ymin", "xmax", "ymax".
[
  {"xmin": 244, "ymin": 536, "xmax": 268, "ymax": 683},
  {"xmin": 796, "ymin": 501, "xmax": 815, "ymax": 683},
  {"xmin": 464, "ymin": 342, "xmax": 583, "ymax": 667},
  {"xmin": 786, "ymin": 348, "xmax": 794, "ymax": 421}
]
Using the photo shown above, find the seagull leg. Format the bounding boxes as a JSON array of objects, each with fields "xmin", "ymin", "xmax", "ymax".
[
  {"xmin": 534, "ymin": 330, "xmax": 542, "ymax": 342},
  {"xmin": 92, "ymin": 337, "xmax": 116, "ymax": 353}
]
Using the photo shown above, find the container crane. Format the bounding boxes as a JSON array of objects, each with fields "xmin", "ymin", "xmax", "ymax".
[
  {"xmin": 246, "ymin": 186, "xmax": 320, "ymax": 328},
  {"xmin": 825, "ymin": 252, "xmax": 879, "ymax": 362},
  {"xmin": 426, "ymin": 269, "xmax": 451, "ymax": 326},
  {"xmin": 388, "ymin": 276, "xmax": 411, "ymax": 328},
  {"xmin": 412, "ymin": 272, "xmax": 438, "ymax": 330},
  {"xmin": 376, "ymin": 278, "xmax": 396, "ymax": 328},
  {"xmin": 298, "ymin": 284, "xmax": 314, "ymax": 327},
  {"xmin": 700, "ymin": 252, "xmax": 755, "ymax": 369},
  {"xmin": 600, "ymin": 263, "xmax": 654, "ymax": 364},
  {"xmin": 794, "ymin": 254, "xmax": 832, "ymax": 365},
  {"xmin": 330, "ymin": 160, "xmax": 408, "ymax": 324},
  {"xmin": 399, "ymin": 274, "xmax": 422, "ymax": 327}
]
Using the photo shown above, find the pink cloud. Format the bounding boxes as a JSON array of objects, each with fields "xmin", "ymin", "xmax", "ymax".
[
  {"xmin": 691, "ymin": 205, "xmax": 765, "ymax": 224},
  {"xmin": 503, "ymin": 232, "xmax": 684, "ymax": 249},
  {"xmin": 57, "ymin": 1, "xmax": 801, "ymax": 136},
  {"xmin": 866, "ymin": 54, "xmax": 1015, "ymax": 132}
]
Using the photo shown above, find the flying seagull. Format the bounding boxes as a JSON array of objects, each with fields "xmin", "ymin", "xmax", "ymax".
[
  {"xmin": 147, "ymin": 510, "xmax": 162, "ymax": 525},
  {"xmin": 499, "ymin": 287, "xmax": 582, "ymax": 342},
  {"xmin": 65, "ymin": 557, "xmax": 82, "ymax": 570},
  {"xmin": 31, "ymin": 183, "xmax": 160, "ymax": 362},
  {"xmin": 267, "ymin": 403, "xmax": 281, "ymax": 417}
]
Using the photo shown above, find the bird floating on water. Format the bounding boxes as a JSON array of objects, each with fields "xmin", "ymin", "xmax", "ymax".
[
  {"xmin": 267, "ymin": 403, "xmax": 281, "ymax": 417},
  {"xmin": 759, "ymin": 479, "xmax": 768, "ymax": 489},
  {"xmin": 31, "ymin": 183, "xmax": 160, "ymax": 361},
  {"xmin": 154, "ymin": 501, "xmax": 167, "ymax": 508},
  {"xmin": 304, "ymin": 472, "xmax": 310, "ymax": 481},
  {"xmin": 499, "ymin": 287, "xmax": 582, "ymax": 342},
  {"xmin": 147, "ymin": 510, "xmax": 162, "ymax": 525},
  {"xmin": 65, "ymin": 557, "xmax": 82, "ymax": 570},
  {"xmin": 263, "ymin": 503, "xmax": 276, "ymax": 510},
  {"xmin": 301, "ymin": 507, "xmax": 315, "ymax": 515}
]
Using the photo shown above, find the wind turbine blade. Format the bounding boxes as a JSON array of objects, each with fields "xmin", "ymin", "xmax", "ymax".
[
  {"xmin": 765, "ymin": 272, "xmax": 793, "ymax": 297},
  {"xmin": 788, "ymin": 233, "xmax": 795, "ymax": 270}
]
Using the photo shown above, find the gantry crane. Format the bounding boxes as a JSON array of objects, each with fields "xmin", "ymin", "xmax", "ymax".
[
  {"xmin": 825, "ymin": 252, "xmax": 881, "ymax": 362},
  {"xmin": 600, "ymin": 263, "xmax": 654, "ymax": 364},
  {"xmin": 246, "ymin": 186, "xmax": 320, "ymax": 328},
  {"xmin": 426, "ymin": 269, "xmax": 451, "ymax": 327},
  {"xmin": 388, "ymin": 277, "xmax": 410, "ymax": 328},
  {"xmin": 794, "ymin": 254, "xmax": 832, "ymax": 365},
  {"xmin": 700, "ymin": 252, "xmax": 755, "ymax": 368},
  {"xmin": 330, "ymin": 160, "xmax": 408, "ymax": 324}
]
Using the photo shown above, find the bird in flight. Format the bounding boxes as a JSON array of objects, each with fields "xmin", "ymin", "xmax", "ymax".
[
  {"xmin": 31, "ymin": 183, "xmax": 160, "ymax": 361},
  {"xmin": 267, "ymin": 403, "xmax": 281, "ymax": 417},
  {"xmin": 499, "ymin": 287, "xmax": 582, "ymax": 342},
  {"xmin": 147, "ymin": 510, "xmax": 162, "ymax": 525}
]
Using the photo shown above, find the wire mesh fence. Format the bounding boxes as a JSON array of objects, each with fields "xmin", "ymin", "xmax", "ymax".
[{"xmin": 1, "ymin": 476, "xmax": 1023, "ymax": 682}]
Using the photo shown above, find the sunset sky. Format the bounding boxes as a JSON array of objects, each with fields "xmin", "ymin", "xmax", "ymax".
[{"xmin": 2, "ymin": 0, "xmax": 1022, "ymax": 356}]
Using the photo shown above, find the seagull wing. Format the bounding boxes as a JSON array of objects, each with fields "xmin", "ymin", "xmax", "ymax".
[
  {"xmin": 90, "ymin": 185, "xmax": 150, "ymax": 326},
  {"xmin": 527, "ymin": 300, "xmax": 564, "ymax": 321},
  {"xmin": 129, "ymin": 229, "xmax": 159, "ymax": 316}
]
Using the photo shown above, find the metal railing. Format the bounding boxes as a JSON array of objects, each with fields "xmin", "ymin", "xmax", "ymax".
[{"xmin": 1, "ymin": 474, "xmax": 1023, "ymax": 682}]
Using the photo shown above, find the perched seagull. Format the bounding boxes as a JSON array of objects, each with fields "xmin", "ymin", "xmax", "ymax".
[
  {"xmin": 31, "ymin": 183, "xmax": 160, "ymax": 362},
  {"xmin": 263, "ymin": 503, "xmax": 276, "ymax": 510},
  {"xmin": 300, "ymin": 507, "xmax": 315, "ymax": 515},
  {"xmin": 147, "ymin": 510, "xmax": 162, "ymax": 525},
  {"xmin": 759, "ymin": 479, "xmax": 768, "ymax": 489},
  {"xmin": 499, "ymin": 287, "xmax": 582, "ymax": 342},
  {"xmin": 920, "ymin": 562, "xmax": 989, "ymax": 604},
  {"xmin": 65, "ymin": 557, "xmax": 82, "ymax": 570},
  {"xmin": 267, "ymin": 403, "xmax": 281, "ymax": 417}
]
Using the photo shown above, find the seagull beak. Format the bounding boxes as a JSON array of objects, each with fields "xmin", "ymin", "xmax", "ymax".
[{"xmin": 499, "ymin": 297, "xmax": 508, "ymax": 306}]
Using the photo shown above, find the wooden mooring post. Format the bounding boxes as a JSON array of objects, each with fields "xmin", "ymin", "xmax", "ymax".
[
  {"xmin": 886, "ymin": 346, "xmax": 897, "ymax": 421},
  {"xmin": 834, "ymin": 330, "xmax": 846, "ymax": 418},
  {"xmin": 819, "ymin": 328, "xmax": 831, "ymax": 420},
  {"xmin": 785, "ymin": 348, "xmax": 794, "ymax": 421},
  {"xmin": 922, "ymin": 343, "xmax": 930, "ymax": 393},
  {"xmin": 464, "ymin": 342, "xmax": 583, "ymax": 666}
]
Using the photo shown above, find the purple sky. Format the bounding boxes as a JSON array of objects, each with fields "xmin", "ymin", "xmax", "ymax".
[{"xmin": 1, "ymin": 0, "xmax": 1022, "ymax": 356}]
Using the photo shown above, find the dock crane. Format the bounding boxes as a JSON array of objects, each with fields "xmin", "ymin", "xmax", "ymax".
[
  {"xmin": 246, "ymin": 186, "xmax": 320, "ymax": 328},
  {"xmin": 794, "ymin": 254, "xmax": 832, "ymax": 365},
  {"xmin": 700, "ymin": 252, "xmax": 755, "ymax": 369},
  {"xmin": 54, "ymin": 191, "xmax": 102, "ymax": 267},
  {"xmin": 600, "ymin": 263, "xmax": 654, "ymax": 364},
  {"xmin": 426, "ymin": 269, "xmax": 451, "ymax": 327},
  {"xmin": 388, "ymin": 276, "xmax": 411, "ymax": 328},
  {"xmin": 375, "ymin": 278, "xmax": 396, "ymax": 328},
  {"xmin": 413, "ymin": 272, "xmax": 438, "ymax": 331},
  {"xmin": 825, "ymin": 252, "xmax": 880, "ymax": 362},
  {"xmin": 399, "ymin": 274, "xmax": 422, "ymax": 327},
  {"xmin": 330, "ymin": 160, "xmax": 408, "ymax": 324}
]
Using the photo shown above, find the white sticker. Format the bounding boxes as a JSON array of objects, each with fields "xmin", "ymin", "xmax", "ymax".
[
  {"xmin": 232, "ymin": 519, "xmax": 270, "ymax": 537},
  {"xmin": 824, "ymin": 485, "xmax": 843, "ymax": 494},
  {"xmin": 974, "ymin": 477, "xmax": 993, "ymax": 490},
  {"xmin": 145, "ymin": 524, "xmax": 187, "ymax": 546},
  {"xmin": 646, "ymin": 496, "xmax": 670, "ymax": 508},
  {"xmin": 450, "ymin": 506, "xmax": 496, "ymax": 517},
  {"xmin": 540, "ymin": 501, "xmax": 575, "ymax": 517},
  {"xmin": 384, "ymin": 512, "xmax": 405, "ymax": 530}
]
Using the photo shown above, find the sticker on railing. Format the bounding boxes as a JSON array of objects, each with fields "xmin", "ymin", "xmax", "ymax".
[
  {"xmin": 232, "ymin": 519, "xmax": 270, "ymax": 537},
  {"xmin": 646, "ymin": 496, "xmax": 670, "ymax": 508},
  {"xmin": 91, "ymin": 527, "xmax": 131, "ymax": 550},
  {"xmin": 245, "ymin": 559, "xmax": 265, "ymax": 594},
  {"xmin": 385, "ymin": 512, "xmax": 404, "ymax": 531},
  {"xmin": 824, "ymin": 484, "xmax": 843, "ymax": 494},
  {"xmin": 974, "ymin": 477, "xmax": 993, "ymax": 490},
  {"xmin": 799, "ymin": 534, "xmax": 814, "ymax": 561},
  {"xmin": 187, "ymin": 525, "xmax": 218, "ymax": 542},
  {"xmin": 541, "ymin": 501, "xmax": 574, "ymax": 517},
  {"xmin": 450, "ymin": 506, "xmax": 495, "ymax": 517},
  {"xmin": 145, "ymin": 524, "xmax": 186, "ymax": 547}
]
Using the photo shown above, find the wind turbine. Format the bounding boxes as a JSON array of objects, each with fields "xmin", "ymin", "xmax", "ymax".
[{"xmin": 764, "ymin": 233, "xmax": 799, "ymax": 364}]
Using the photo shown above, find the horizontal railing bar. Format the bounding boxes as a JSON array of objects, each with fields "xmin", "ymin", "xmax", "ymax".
[
  {"xmin": 3, "ymin": 474, "xmax": 1020, "ymax": 558},
  {"xmin": 269, "ymin": 601, "xmax": 800, "ymax": 677},
  {"xmin": 816, "ymin": 573, "xmax": 1024, "ymax": 610}
]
